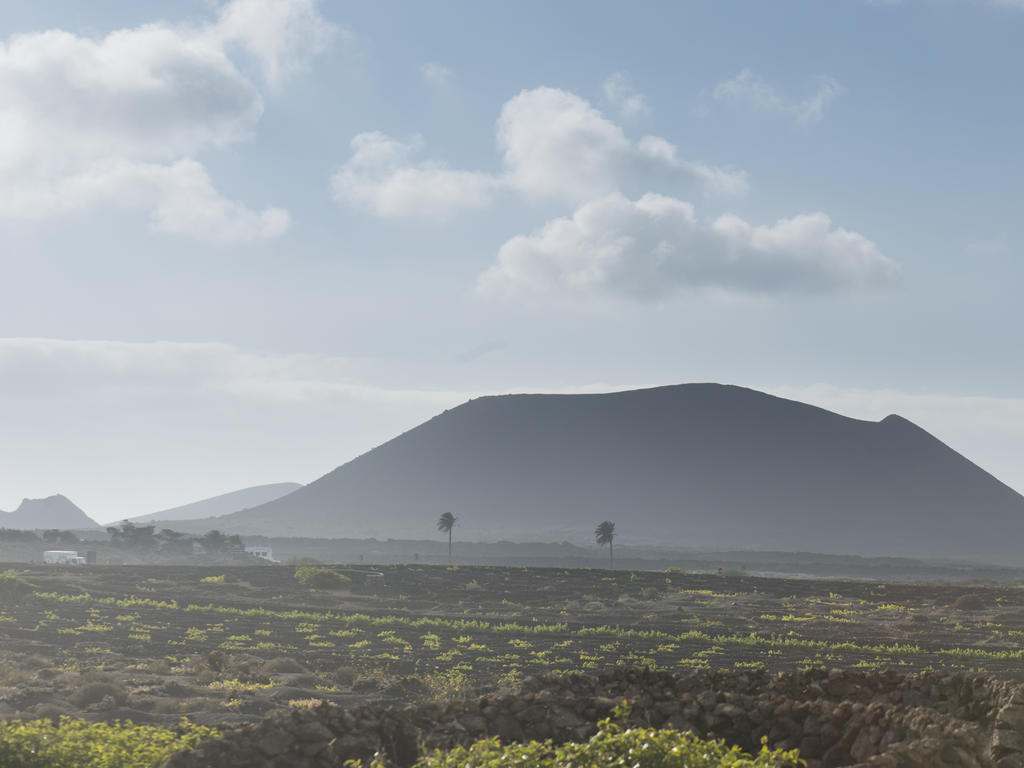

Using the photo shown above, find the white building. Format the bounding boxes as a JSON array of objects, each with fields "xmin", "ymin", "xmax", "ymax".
[{"xmin": 245, "ymin": 545, "xmax": 276, "ymax": 562}]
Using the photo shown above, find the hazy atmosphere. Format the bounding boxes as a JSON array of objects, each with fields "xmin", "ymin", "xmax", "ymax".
[
  {"xmin": 2, "ymin": 0, "xmax": 1023, "ymax": 523},
  {"xmin": 7, "ymin": 5, "xmax": 1024, "ymax": 766}
]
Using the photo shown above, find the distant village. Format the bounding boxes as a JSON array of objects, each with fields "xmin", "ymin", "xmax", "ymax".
[{"xmin": 0, "ymin": 522, "xmax": 277, "ymax": 566}]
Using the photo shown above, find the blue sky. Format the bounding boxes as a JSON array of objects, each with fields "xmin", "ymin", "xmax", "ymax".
[{"xmin": 1, "ymin": 0, "xmax": 1022, "ymax": 524}]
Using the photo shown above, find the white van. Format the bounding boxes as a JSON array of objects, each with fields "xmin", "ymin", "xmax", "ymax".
[{"xmin": 43, "ymin": 550, "xmax": 86, "ymax": 565}]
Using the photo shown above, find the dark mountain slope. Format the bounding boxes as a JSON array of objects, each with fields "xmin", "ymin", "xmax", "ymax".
[
  {"xmin": 0, "ymin": 494, "xmax": 99, "ymax": 530},
  {"xmin": 173, "ymin": 384, "xmax": 1024, "ymax": 564}
]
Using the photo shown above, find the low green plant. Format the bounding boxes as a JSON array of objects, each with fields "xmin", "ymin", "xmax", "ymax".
[
  {"xmin": 0, "ymin": 716, "xmax": 217, "ymax": 768},
  {"xmin": 420, "ymin": 669, "xmax": 473, "ymax": 700},
  {"xmin": 410, "ymin": 715, "xmax": 802, "ymax": 768},
  {"xmin": 294, "ymin": 567, "xmax": 352, "ymax": 589},
  {"xmin": 0, "ymin": 571, "xmax": 36, "ymax": 605}
]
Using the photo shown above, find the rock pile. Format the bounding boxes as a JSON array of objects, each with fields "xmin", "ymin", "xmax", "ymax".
[{"xmin": 162, "ymin": 667, "xmax": 1024, "ymax": 768}]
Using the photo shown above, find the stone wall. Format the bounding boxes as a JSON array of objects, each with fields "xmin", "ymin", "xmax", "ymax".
[{"xmin": 162, "ymin": 667, "xmax": 1024, "ymax": 768}]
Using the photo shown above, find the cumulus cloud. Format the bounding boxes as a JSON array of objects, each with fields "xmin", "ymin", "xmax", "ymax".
[
  {"xmin": 215, "ymin": 0, "xmax": 339, "ymax": 88},
  {"xmin": 713, "ymin": 68, "xmax": 841, "ymax": 125},
  {"xmin": 478, "ymin": 193, "xmax": 900, "ymax": 299},
  {"xmin": 602, "ymin": 72, "xmax": 649, "ymax": 117},
  {"xmin": 0, "ymin": 0, "xmax": 336, "ymax": 241},
  {"xmin": 331, "ymin": 87, "xmax": 746, "ymax": 220},
  {"xmin": 498, "ymin": 87, "xmax": 747, "ymax": 201},
  {"xmin": 331, "ymin": 132, "xmax": 496, "ymax": 219},
  {"xmin": 334, "ymin": 84, "xmax": 892, "ymax": 302}
]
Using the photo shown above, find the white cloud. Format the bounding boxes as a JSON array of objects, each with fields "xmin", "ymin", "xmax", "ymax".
[
  {"xmin": 478, "ymin": 193, "xmax": 899, "ymax": 299},
  {"xmin": 602, "ymin": 72, "xmax": 649, "ymax": 118},
  {"xmin": 497, "ymin": 87, "xmax": 747, "ymax": 201},
  {"xmin": 420, "ymin": 61, "xmax": 454, "ymax": 88},
  {"xmin": 330, "ymin": 132, "xmax": 496, "ymax": 219},
  {"xmin": 713, "ymin": 68, "xmax": 841, "ymax": 125},
  {"xmin": 331, "ymin": 87, "xmax": 747, "ymax": 221},
  {"xmin": 215, "ymin": 0, "xmax": 340, "ymax": 88},
  {"xmin": 0, "ymin": 0, "xmax": 336, "ymax": 241}
]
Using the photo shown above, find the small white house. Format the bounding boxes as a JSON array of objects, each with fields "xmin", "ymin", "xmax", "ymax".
[
  {"xmin": 44, "ymin": 550, "xmax": 86, "ymax": 565},
  {"xmin": 245, "ymin": 545, "xmax": 276, "ymax": 562}
]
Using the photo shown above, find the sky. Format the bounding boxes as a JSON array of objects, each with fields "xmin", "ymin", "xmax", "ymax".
[{"xmin": 1, "ymin": 0, "xmax": 1023, "ymax": 525}]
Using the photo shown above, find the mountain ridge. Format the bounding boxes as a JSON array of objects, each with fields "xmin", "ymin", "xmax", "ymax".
[
  {"xmin": 0, "ymin": 494, "xmax": 100, "ymax": 530},
  {"xmin": 155, "ymin": 383, "xmax": 1024, "ymax": 564},
  {"xmin": 123, "ymin": 482, "xmax": 302, "ymax": 524}
]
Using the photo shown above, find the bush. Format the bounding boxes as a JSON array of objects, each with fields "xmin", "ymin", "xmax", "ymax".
[
  {"xmin": 413, "ymin": 716, "xmax": 802, "ymax": 768},
  {"xmin": 70, "ymin": 680, "xmax": 127, "ymax": 709},
  {"xmin": 0, "ymin": 571, "xmax": 35, "ymax": 606},
  {"xmin": 0, "ymin": 716, "xmax": 217, "ymax": 768},
  {"xmin": 332, "ymin": 666, "xmax": 358, "ymax": 687},
  {"xmin": 950, "ymin": 593, "xmax": 986, "ymax": 611},
  {"xmin": 261, "ymin": 657, "xmax": 307, "ymax": 674},
  {"xmin": 294, "ymin": 566, "xmax": 351, "ymax": 589}
]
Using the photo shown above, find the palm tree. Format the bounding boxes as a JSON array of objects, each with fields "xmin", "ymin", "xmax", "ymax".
[
  {"xmin": 437, "ymin": 512, "xmax": 457, "ymax": 561},
  {"xmin": 595, "ymin": 520, "xmax": 615, "ymax": 568}
]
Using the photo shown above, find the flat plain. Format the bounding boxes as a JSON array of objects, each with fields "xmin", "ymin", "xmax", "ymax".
[{"xmin": 1, "ymin": 563, "xmax": 1023, "ymax": 728}]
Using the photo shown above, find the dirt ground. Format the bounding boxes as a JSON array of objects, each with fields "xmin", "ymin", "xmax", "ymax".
[{"xmin": 1, "ymin": 562, "xmax": 1023, "ymax": 728}]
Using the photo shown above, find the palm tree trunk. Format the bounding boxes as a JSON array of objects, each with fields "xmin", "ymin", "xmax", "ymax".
[
  {"xmin": 609, "ymin": 540, "xmax": 613, "ymax": 568},
  {"xmin": 448, "ymin": 529, "xmax": 452, "ymax": 562}
]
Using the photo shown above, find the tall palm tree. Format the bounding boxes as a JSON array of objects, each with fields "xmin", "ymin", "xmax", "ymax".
[
  {"xmin": 595, "ymin": 520, "xmax": 615, "ymax": 568},
  {"xmin": 437, "ymin": 512, "xmax": 457, "ymax": 561}
]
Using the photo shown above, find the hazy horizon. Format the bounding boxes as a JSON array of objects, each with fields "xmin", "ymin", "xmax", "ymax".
[{"xmin": 2, "ymin": 1, "xmax": 1023, "ymax": 523}]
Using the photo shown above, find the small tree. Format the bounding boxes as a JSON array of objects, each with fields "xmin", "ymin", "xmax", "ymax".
[
  {"xmin": 42, "ymin": 529, "xmax": 79, "ymax": 546},
  {"xmin": 158, "ymin": 529, "xmax": 194, "ymax": 556},
  {"xmin": 200, "ymin": 530, "xmax": 227, "ymax": 552},
  {"xmin": 437, "ymin": 512, "xmax": 457, "ymax": 562},
  {"xmin": 595, "ymin": 520, "xmax": 615, "ymax": 568},
  {"xmin": 107, "ymin": 522, "xmax": 156, "ymax": 549}
]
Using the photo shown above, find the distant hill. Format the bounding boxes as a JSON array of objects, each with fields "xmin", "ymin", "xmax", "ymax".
[
  {"xmin": 0, "ymin": 495, "xmax": 99, "ymax": 530},
  {"xmin": 126, "ymin": 483, "xmax": 302, "ymax": 524},
  {"xmin": 160, "ymin": 384, "xmax": 1024, "ymax": 564}
]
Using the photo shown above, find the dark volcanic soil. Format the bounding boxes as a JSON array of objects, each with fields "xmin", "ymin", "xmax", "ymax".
[{"xmin": 1, "ymin": 563, "xmax": 1023, "ymax": 728}]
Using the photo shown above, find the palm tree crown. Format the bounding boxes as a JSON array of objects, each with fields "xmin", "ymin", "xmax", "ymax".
[
  {"xmin": 595, "ymin": 520, "xmax": 615, "ymax": 567},
  {"xmin": 437, "ymin": 512, "xmax": 457, "ymax": 561}
]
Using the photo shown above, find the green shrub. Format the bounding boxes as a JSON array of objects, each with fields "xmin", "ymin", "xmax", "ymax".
[
  {"xmin": 0, "ymin": 716, "xmax": 217, "ymax": 768},
  {"xmin": 70, "ymin": 680, "xmax": 127, "ymax": 709},
  {"xmin": 412, "ymin": 716, "xmax": 802, "ymax": 768},
  {"xmin": 261, "ymin": 657, "xmax": 307, "ymax": 674},
  {"xmin": 0, "ymin": 571, "xmax": 35, "ymax": 605},
  {"xmin": 294, "ymin": 566, "xmax": 351, "ymax": 589},
  {"xmin": 950, "ymin": 593, "xmax": 985, "ymax": 611}
]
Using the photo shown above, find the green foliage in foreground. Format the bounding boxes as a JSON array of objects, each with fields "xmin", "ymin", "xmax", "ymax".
[
  {"xmin": 295, "ymin": 566, "xmax": 352, "ymax": 589},
  {"xmin": 407, "ymin": 717, "xmax": 802, "ymax": 768},
  {"xmin": 0, "ymin": 716, "xmax": 218, "ymax": 768},
  {"xmin": 0, "ymin": 570, "xmax": 35, "ymax": 606}
]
